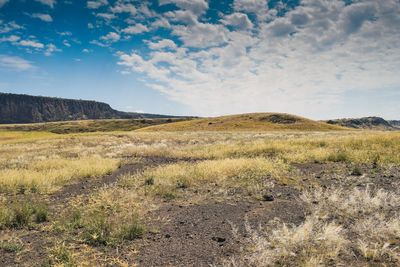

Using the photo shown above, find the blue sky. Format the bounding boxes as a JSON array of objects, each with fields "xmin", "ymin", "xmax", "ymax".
[{"xmin": 0, "ymin": 0, "xmax": 399, "ymax": 119}]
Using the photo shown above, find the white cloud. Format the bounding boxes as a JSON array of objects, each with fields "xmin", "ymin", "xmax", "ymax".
[
  {"xmin": 110, "ymin": 2, "xmax": 136, "ymax": 16},
  {"xmin": 0, "ymin": 55, "xmax": 34, "ymax": 71},
  {"xmin": 44, "ymin": 44, "xmax": 61, "ymax": 56},
  {"xmin": 159, "ymin": 0, "xmax": 208, "ymax": 16},
  {"xmin": 87, "ymin": 0, "xmax": 108, "ymax": 9},
  {"xmin": 148, "ymin": 39, "xmax": 177, "ymax": 50},
  {"xmin": 171, "ymin": 22, "xmax": 229, "ymax": 48},
  {"xmin": 34, "ymin": 0, "xmax": 56, "ymax": 8},
  {"xmin": 31, "ymin": 13, "xmax": 53, "ymax": 22},
  {"xmin": 221, "ymin": 12, "xmax": 253, "ymax": 30},
  {"xmin": 165, "ymin": 10, "xmax": 198, "ymax": 25},
  {"xmin": 58, "ymin": 31, "xmax": 72, "ymax": 36},
  {"xmin": 90, "ymin": 40, "xmax": 108, "ymax": 47},
  {"xmin": 118, "ymin": 0, "xmax": 400, "ymax": 117},
  {"xmin": 63, "ymin": 40, "xmax": 71, "ymax": 47},
  {"xmin": 122, "ymin": 24, "xmax": 149, "ymax": 35},
  {"xmin": 0, "ymin": 0, "xmax": 9, "ymax": 8},
  {"xmin": 96, "ymin": 13, "xmax": 116, "ymax": 20},
  {"xmin": 18, "ymin": 40, "xmax": 45, "ymax": 49},
  {"xmin": 151, "ymin": 17, "xmax": 171, "ymax": 29},
  {"xmin": 0, "ymin": 21, "xmax": 23, "ymax": 34},
  {"xmin": 100, "ymin": 32, "xmax": 120, "ymax": 42},
  {"xmin": 82, "ymin": 48, "xmax": 90, "ymax": 53},
  {"xmin": 0, "ymin": 35, "xmax": 20, "ymax": 42},
  {"xmin": 233, "ymin": 0, "xmax": 270, "ymax": 20}
]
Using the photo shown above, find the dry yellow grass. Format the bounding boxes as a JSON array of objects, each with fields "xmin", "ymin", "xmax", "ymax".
[
  {"xmin": 138, "ymin": 113, "xmax": 347, "ymax": 132},
  {"xmin": 124, "ymin": 158, "xmax": 290, "ymax": 199},
  {"xmin": 228, "ymin": 187, "xmax": 400, "ymax": 266},
  {"xmin": 1, "ymin": 130, "xmax": 399, "ymax": 194},
  {"xmin": 0, "ymin": 157, "xmax": 120, "ymax": 193}
]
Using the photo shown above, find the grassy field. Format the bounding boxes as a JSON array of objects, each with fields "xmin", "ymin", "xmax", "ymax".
[{"xmin": 0, "ymin": 122, "xmax": 399, "ymax": 266}]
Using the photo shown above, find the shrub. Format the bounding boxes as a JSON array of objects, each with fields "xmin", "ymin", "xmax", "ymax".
[
  {"xmin": 0, "ymin": 202, "xmax": 49, "ymax": 229},
  {"xmin": 34, "ymin": 205, "xmax": 48, "ymax": 223},
  {"xmin": 68, "ymin": 209, "xmax": 82, "ymax": 229},
  {"xmin": 10, "ymin": 203, "xmax": 33, "ymax": 228},
  {"xmin": 120, "ymin": 217, "xmax": 145, "ymax": 240},
  {"xmin": 351, "ymin": 166, "xmax": 363, "ymax": 176},
  {"xmin": 83, "ymin": 214, "xmax": 113, "ymax": 246},
  {"xmin": 49, "ymin": 243, "xmax": 75, "ymax": 267},
  {"xmin": 144, "ymin": 176, "xmax": 154, "ymax": 186},
  {"xmin": 328, "ymin": 151, "xmax": 349, "ymax": 162},
  {"xmin": 0, "ymin": 240, "xmax": 23, "ymax": 253}
]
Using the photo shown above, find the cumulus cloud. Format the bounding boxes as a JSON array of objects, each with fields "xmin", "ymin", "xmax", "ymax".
[
  {"xmin": 31, "ymin": 13, "xmax": 53, "ymax": 22},
  {"xmin": 147, "ymin": 39, "xmax": 177, "ymax": 50},
  {"xmin": 117, "ymin": 0, "xmax": 400, "ymax": 117},
  {"xmin": 172, "ymin": 22, "xmax": 229, "ymax": 48},
  {"xmin": 0, "ymin": 55, "xmax": 35, "ymax": 71},
  {"xmin": 233, "ymin": 0, "xmax": 270, "ymax": 20},
  {"xmin": 87, "ymin": 0, "xmax": 108, "ymax": 9},
  {"xmin": 0, "ymin": 21, "xmax": 23, "ymax": 34},
  {"xmin": 0, "ymin": 35, "xmax": 20, "ymax": 42},
  {"xmin": 122, "ymin": 24, "xmax": 148, "ymax": 35},
  {"xmin": 44, "ymin": 44, "xmax": 61, "ymax": 56},
  {"xmin": 159, "ymin": 0, "xmax": 208, "ymax": 16},
  {"xmin": 100, "ymin": 32, "xmax": 120, "ymax": 42},
  {"xmin": 96, "ymin": 13, "xmax": 116, "ymax": 20},
  {"xmin": 34, "ymin": 0, "xmax": 56, "ymax": 8},
  {"xmin": 18, "ymin": 40, "xmax": 45, "ymax": 49},
  {"xmin": 110, "ymin": 2, "xmax": 136, "ymax": 16},
  {"xmin": 221, "ymin": 12, "xmax": 253, "ymax": 30}
]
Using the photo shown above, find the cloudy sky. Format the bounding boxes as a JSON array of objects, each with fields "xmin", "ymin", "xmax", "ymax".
[{"xmin": 0, "ymin": 0, "xmax": 399, "ymax": 119}]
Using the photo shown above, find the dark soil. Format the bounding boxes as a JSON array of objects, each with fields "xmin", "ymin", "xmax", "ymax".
[
  {"xmin": 293, "ymin": 162, "xmax": 400, "ymax": 192},
  {"xmin": 137, "ymin": 198, "xmax": 306, "ymax": 267}
]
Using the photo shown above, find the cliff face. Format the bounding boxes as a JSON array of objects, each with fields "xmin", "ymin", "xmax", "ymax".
[
  {"xmin": 389, "ymin": 120, "xmax": 400, "ymax": 128},
  {"xmin": 0, "ymin": 93, "xmax": 167, "ymax": 124},
  {"xmin": 326, "ymin": 117, "xmax": 399, "ymax": 130}
]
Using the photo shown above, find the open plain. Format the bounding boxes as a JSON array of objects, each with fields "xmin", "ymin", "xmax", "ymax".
[{"xmin": 0, "ymin": 114, "xmax": 399, "ymax": 266}]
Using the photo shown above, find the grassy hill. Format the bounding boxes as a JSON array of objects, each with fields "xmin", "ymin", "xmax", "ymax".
[{"xmin": 138, "ymin": 113, "xmax": 348, "ymax": 132}]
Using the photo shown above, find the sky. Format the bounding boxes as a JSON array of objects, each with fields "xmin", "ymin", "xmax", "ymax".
[{"xmin": 0, "ymin": 0, "xmax": 399, "ymax": 119}]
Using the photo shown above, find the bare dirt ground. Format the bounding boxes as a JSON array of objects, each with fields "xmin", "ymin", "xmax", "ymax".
[{"xmin": 1, "ymin": 159, "xmax": 399, "ymax": 266}]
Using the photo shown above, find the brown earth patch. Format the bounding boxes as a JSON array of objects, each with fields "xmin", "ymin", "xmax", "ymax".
[{"xmin": 137, "ymin": 197, "xmax": 306, "ymax": 267}]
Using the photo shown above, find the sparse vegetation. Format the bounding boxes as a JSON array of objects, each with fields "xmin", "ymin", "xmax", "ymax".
[
  {"xmin": 0, "ymin": 201, "xmax": 49, "ymax": 229},
  {"xmin": 48, "ymin": 243, "xmax": 76, "ymax": 267},
  {"xmin": 227, "ymin": 187, "xmax": 400, "ymax": 266},
  {"xmin": 0, "ymin": 239, "xmax": 23, "ymax": 253},
  {"xmin": 0, "ymin": 124, "xmax": 399, "ymax": 266}
]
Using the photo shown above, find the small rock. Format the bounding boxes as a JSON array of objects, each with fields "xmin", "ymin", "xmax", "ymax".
[
  {"xmin": 165, "ymin": 234, "xmax": 171, "ymax": 238},
  {"xmin": 262, "ymin": 194, "xmax": 274, "ymax": 201},
  {"xmin": 212, "ymin": 237, "xmax": 226, "ymax": 243}
]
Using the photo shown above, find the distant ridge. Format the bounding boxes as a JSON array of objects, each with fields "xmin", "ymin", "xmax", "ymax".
[
  {"xmin": 0, "ymin": 92, "xmax": 180, "ymax": 124},
  {"xmin": 326, "ymin": 117, "xmax": 400, "ymax": 130},
  {"xmin": 138, "ymin": 113, "xmax": 346, "ymax": 132}
]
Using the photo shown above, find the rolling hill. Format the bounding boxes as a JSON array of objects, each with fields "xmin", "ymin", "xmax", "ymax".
[{"xmin": 139, "ymin": 113, "xmax": 347, "ymax": 132}]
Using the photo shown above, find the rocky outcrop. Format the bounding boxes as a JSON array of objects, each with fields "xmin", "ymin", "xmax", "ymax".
[
  {"xmin": 0, "ymin": 93, "xmax": 171, "ymax": 124},
  {"xmin": 326, "ymin": 117, "xmax": 399, "ymax": 130}
]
